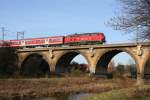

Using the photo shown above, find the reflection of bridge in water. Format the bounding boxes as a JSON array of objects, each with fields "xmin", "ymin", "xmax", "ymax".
[{"xmin": 17, "ymin": 42, "xmax": 150, "ymax": 81}]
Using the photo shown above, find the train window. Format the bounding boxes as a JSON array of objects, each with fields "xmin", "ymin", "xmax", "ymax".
[
  {"xmin": 12, "ymin": 41, "xmax": 20, "ymax": 45},
  {"xmin": 42, "ymin": 40, "xmax": 45, "ymax": 43},
  {"xmin": 34, "ymin": 40, "xmax": 36, "ymax": 43},
  {"xmin": 25, "ymin": 40, "xmax": 32, "ymax": 44},
  {"xmin": 53, "ymin": 38, "xmax": 59, "ymax": 41},
  {"xmin": 38, "ymin": 40, "xmax": 40, "ymax": 43},
  {"xmin": 49, "ymin": 39, "xmax": 52, "ymax": 42},
  {"xmin": 13, "ymin": 42, "xmax": 16, "ymax": 45},
  {"xmin": 21, "ymin": 41, "xmax": 23, "ymax": 43},
  {"xmin": 46, "ymin": 39, "xmax": 48, "ymax": 42}
]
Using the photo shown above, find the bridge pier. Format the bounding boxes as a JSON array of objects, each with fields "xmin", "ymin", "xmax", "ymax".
[
  {"xmin": 88, "ymin": 56, "xmax": 97, "ymax": 75},
  {"xmin": 88, "ymin": 64, "xmax": 96, "ymax": 76},
  {"xmin": 136, "ymin": 73, "xmax": 144, "ymax": 85},
  {"xmin": 17, "ymin": 53, "xmax": 29, "ymax": 74},
  {"xmin": 137, "ymin": 60, "xmax": 145, "ymax": 85},
  {"xmin": 135, "ymin": 46, "xmax": 149, "ymax": 85},
  {"xmin": 135, "ymin": 59, "xmax": 144, "ymax": 85},
  {"xmin": 16, "ymin": 43, "xmax": 150, "ymax": 82},
  {"xmin": 84, "ymin": 49, "xmax": 101, "ymax": 76},
  {"xmin": 48, "ymin": 60, "xmax": 56, "ymax": 75}
]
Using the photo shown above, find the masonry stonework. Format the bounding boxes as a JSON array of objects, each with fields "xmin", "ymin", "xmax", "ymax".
[{"xmin": 17, "ymin": 43, "xmax": 150, "ymax": 82}]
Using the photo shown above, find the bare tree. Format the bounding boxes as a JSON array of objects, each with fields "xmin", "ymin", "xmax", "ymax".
[{"xmin": 109, "ymin": 0, "xmax": 150, "ymax": 41}]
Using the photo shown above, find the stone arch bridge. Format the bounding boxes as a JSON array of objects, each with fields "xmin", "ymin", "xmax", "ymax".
[{"xmin": 17, "ymin": 42, "xmax": 150, "ymax": 80}]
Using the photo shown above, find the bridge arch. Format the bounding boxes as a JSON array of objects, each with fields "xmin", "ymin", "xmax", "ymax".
[
  {"xmin": 20, "ymin": 53, "xmax": 50, "ymax": 77},
  {"xmin": 55, "ymin": 50, "xmax": 89, "ymax": 74},
  {"xmin": 143, "ymin": 53, "xmax": 150, "ymax": 79},
  {"xmin": 95, "ymin": 48, "xmax": 138, "ymax": 78}
]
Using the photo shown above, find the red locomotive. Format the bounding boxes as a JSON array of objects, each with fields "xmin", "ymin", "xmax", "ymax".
[
  {"xmin": 64, "ymin": 33, "xmax": 105, "ymax": 45},
  {"xmin": 0, "ymin": 32, "xmax": 105, "ymax": 48}
]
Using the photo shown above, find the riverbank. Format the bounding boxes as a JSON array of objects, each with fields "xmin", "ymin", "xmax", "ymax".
[
  {"xmin": 83, "ymin": 84, "xmax": 150, "ymax": 100},
  {"xmin": 0, "ymin": 77, "xmax": 149, "ymax": 99}
]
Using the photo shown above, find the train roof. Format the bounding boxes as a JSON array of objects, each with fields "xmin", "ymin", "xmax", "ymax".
[
  {"xmin": 2, "ymin": 32, "xmax": 105, "ymax": 41},
  {"xmin": 67, "ymin": 32, "xmax": 104, "ymax": 36},
  {"xmin": 9, "ymin": 36, "xmax": 64, "ymax": 41}
]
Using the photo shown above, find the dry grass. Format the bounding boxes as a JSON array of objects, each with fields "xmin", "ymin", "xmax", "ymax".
[
  {"xmin": 83, "ymin": 83, "xmax": 150, "ymax": 100},
  {"xmin": 0, "ymin": 77, "xmax": 146, "ymax": 99}
]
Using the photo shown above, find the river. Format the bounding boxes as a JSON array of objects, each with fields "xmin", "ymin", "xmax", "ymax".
[{"xmin": 34, "ymin": 93, "xmax": 91, "ymax": 100}]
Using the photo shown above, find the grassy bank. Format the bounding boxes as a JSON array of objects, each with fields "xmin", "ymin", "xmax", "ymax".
[
  {"xmin": 0, "ymin": 77, "xmax": 136, "ymax": 98},
  {"xmin": 83, "ymin": 84, "xmax": 150, "ymax": 100}
]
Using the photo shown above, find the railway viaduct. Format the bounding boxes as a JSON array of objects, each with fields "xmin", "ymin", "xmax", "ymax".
[{"xmin": 17, "ymin": 42, "xmax": 150, "ymax": 82}]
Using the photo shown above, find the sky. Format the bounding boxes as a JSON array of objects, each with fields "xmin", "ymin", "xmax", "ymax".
[{"xmin": 0, "ymin": 0, "xmax": 135, "ymax": 65}]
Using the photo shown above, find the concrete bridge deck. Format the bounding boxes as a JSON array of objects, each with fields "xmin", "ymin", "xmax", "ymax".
[{"xmin": 17, "ymin": 42, "xmax": 150, "ymax": 52}]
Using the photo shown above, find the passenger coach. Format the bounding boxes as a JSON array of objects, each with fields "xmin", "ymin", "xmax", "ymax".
[{"xmin": 0, "ymin": 32, "xmax": 105, "ymax": 48}]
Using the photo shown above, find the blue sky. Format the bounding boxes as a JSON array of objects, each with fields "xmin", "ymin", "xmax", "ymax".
[{"xmin": 0, "ymin": 0, "xmax": 135, "ymax": 65}]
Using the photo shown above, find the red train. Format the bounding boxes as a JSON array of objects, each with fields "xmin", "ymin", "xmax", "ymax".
[{"xmin": 0, "ymin": 32, "xmax": 105, "ymax": 48}]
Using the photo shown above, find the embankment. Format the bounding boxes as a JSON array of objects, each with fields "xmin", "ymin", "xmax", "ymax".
[{"xmin": 0, "ymin": 77, "xmax": 148, "ymax": 99}]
